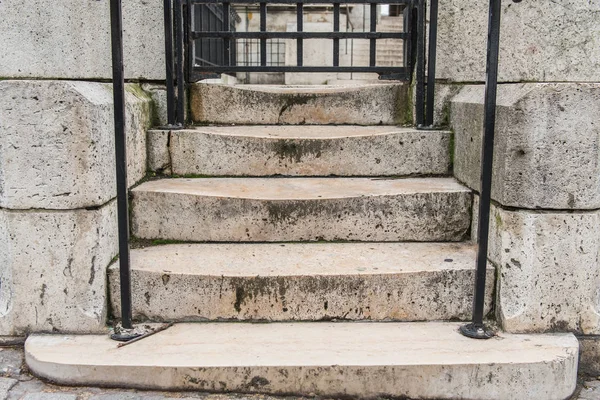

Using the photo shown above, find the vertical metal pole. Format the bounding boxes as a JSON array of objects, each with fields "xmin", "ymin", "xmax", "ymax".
[
  {"xmin": 333, "ymin": 3, "xmax": 340, "ymax": 67},
  {"xmin": 460, "ymin": 0, "xmax": 503, "ymax": 340},
  {"xmin": 369, "ymin": 3, "xmax": 377, "ymax": 67},
  {"xmin": 260, "ymin": 2, "xmax": 267, "ymax": 66},
  {"xmin": 223, "ymin": 2, "xmax": 231, "ymax": 66},
  {"xmin": 109, "ymin": 0, "xmax": 133, "ymax": 331},
  {"xmin": 297, "ymin": 3, "xmax": 303, "ymax": 66},
  {"xmin": 163, "ymin": 0, "xmax": 176, "ymax": 126},
  {"xmin": 174, "ymin": 0, "xmax": 185, "ymax": 126},
  {"xmin": 415, "ymin": 0, "xmax": 426, "ymax": 127},
  {"xmin": 425, "ymin": 0, "xmax": 439, "ymax": 127}
]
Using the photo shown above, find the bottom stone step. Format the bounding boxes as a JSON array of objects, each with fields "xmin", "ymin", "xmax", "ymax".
[{"xmin": 25, "ymin": 322, "xmax": 578, "ymax": 400}]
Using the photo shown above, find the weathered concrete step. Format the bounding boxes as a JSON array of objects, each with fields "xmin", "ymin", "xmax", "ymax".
[
  {"xmin": 190, "ymin": 83, "xmax": 411, "ymax": 125},
  {"xmin": 108, "ymin": 242, "xmax": 492, "ymax": 322},
  {"xmin": 151, "ymin": 125, "xmax": 451, "ymax": 176},
  {"xmin": 25, "ymin": 322, "xmax": 578, "ymax": 399},
  {"xmin": 131, "ymin": 177, "xmax": 472, "ymax": 242}
]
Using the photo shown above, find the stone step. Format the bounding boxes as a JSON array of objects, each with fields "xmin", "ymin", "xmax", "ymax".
[
  {"xmin": 25, "ymin": 322, "xmax": 578, "ymax": 399},
  {"xmin": 150, "ymin": 125, "xmax": 451, "ymax": 177},
  {"xmin": 131, "ymin": 177, "xmax": 472, "ymax": 242},
  {"xmin": 108, "ymin": 242, "xmax": 492, "ymax": 322},
  {"xmin": 190, "ymin": 83, "xmax": 410, "ymax": 125}
]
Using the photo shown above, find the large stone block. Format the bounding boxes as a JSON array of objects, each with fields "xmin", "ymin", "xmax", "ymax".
[
  {"xmin": 0, "ymin": 202, "xmax": 117, "ymax": 335},
  {"xmin": 0, "ymin": 1, "xmax": 164, "ymax": 80},
  {"xmin": 452, "ymin": 83, "xmax": 600, "ymax": 209},
  {"xmin": 435, "ymin": 0, "xmax": 600, "ymax": 82},
  {"xmin": 488, "ymin": 204, "xmax": 600, "ymax": 334},
  {"xmin": 0, "ymin": 81, "xmax": 151, "ymax": 210}
]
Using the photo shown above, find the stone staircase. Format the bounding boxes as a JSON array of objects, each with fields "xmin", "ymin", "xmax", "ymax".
[{"xmin": 25, "ymin": 83, "xmax": 578, "ymax": 400}]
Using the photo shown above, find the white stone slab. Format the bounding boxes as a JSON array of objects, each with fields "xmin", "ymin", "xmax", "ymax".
[
  {"xmin": 108, "ymin": 242, "xmax": 493, "ymax": 322},
  {"xmin": 0, "ymin": 203, "xmax": 117, "ymax": 335},
  {"xmin": 0, "ymin": 81, "xmax": 151, "ymax": 210},
  {"xmin": 0, "ymin": 0, "xmax": 165, "ymax": 80},
  {"xmin": 160, "ymin": 126, "xmax": 451, "ymax": 176},
  {"xmin": 488, "ymin": 204, "xmax": 600, "ymax": 335},
  {"xmin": 452, "ymin": 83, "xmax": 600, "ymax": 209},
  {"xmin": 25, "ymin": 322, "xmax": 578, "ymax": 399},
  {"xmin": 131, "ymin": 177, "xmax": 472, "ymax": 242},
  {"xmin": 190, "ymin": 83, "xmax": 411, "ymax": 125},
  {"xmin": 435, "ymin": 0, "xmax": 600, "ymax": 82}
]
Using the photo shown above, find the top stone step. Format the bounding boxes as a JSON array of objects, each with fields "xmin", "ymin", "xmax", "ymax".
[{"xmin": 190, "ymin": 83, "xmax": 411, "ymax": 125}]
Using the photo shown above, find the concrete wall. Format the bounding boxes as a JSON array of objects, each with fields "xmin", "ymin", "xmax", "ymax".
[{"xmin": 442, "ymin": 0, "xmax": 600, "ymax": 374}]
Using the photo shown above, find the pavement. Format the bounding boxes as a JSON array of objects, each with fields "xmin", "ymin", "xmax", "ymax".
[{"xmin": 0, "ymin": 345, "xmax": 597, "ymax": 400}]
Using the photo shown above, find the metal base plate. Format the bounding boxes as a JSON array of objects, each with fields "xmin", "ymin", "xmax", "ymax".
[{"xmin": 460, "ymin": 323, "xmax": 495, "ymax": 340}]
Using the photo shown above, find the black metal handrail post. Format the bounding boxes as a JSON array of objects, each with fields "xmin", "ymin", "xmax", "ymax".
[
  {"xmin": 163, "ymin": 0, "xmax": 177, "ymax": 126},
  {"xmin": 174, "ymin": 0, "xmax": 186, "ymax": 126},
  {"xmin": 414, "ymin": 0, "xmax": 426, "ymax": 126},
  {"xmin": 424, "ymin": 0, "xmax": 438, "ymax": 127},
  {"xmin": 109, "ymin": 0, "xmax": 133, "ymax": 332},
  {"xmin": 460, "ymin": 0, "xmax": 517, "ymax": 340}
]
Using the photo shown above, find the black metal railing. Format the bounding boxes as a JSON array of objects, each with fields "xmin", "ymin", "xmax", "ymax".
[{"xmin": 108, "ymin": 0, "xmax": 520, "ymax": 341}]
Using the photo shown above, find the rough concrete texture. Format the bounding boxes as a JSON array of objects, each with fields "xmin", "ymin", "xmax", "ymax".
[
  {"xmin": 452, "ymin": 83, "xmax": 600, "ymax": 209},
  {"xmin": 0, "ymin": 0, "xmax": 164, "ymax": 80},
  {"xmin": 108, "ymin": 243, "xmax": 492, "ymax": 322},
  {"xmin": 435, "ymin": 0, "xmax": 600, "ymax": 82},
  {"xmin": 0, "ymin": 81, "xmax": 151, "ymax": 210},
  {"xmin": 190, "ymin": 83, "xmax": 411, "ymax": 125},
  {"xmin": 25, "ymin": 322, "xmax": 579, "ymax": 399},
  {"xmin": 147, "ymin": 130, "xmax": 171, "ymax": 174},
  {"xmin": 158, "ymin": 126, "xmax": 451, "ymax": 177},
  {"xmin": 579, "ymin": 337, "xmax": 600, "ymax": 376},
  {"xmin": 488, "ymin": 204, "xmax": 600, "ymax": 335},
  {"xmin": 0, "ymin": 203, "xmax": 117, "ymax": 335},
  {"xmin": 131, "ymin": 177, "xmax": 472, "ymax": 242},
  {"xmin": 578, "ymin": 381, "xmax": 600, "ymax": 400}
]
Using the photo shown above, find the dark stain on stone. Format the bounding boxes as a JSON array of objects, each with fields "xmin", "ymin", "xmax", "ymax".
[
  {"xmin": 324, "ymin": 300, "xmax": 329, "ymax": 310},
  {"xmin": 89, "ymin": 256, "xmax": 96, "ymax": 285},
  {"xmin": 234, "ymin": 286, "xmax": 244, "ymax": 313},
  {"xmin": 245, "ymin": 376, "xmax": 270, "ymax": 388},
  {"xmin": 40, "ymin": 284, "xmax": 47, "ymax": 305},
  {"xmin": 144, "ymin": 291, "xmax": 151, "ymax": 306},
  {"xmin": 510, "ymin": 258, "xmax": 522, "ymax": 268},
  {"xmin": 271, "ymin": 139, "xmax": 325, "ymax": 163},
  {"xmin": 162, "ymin": 274, "xmax": 171, "ymax": 285}
]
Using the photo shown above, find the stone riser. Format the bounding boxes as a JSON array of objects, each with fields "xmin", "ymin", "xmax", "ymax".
[
  {"xmin": 130, "ymin": 178, "xmax": 472, "ymax": 242},
  {"xmin": 190, "ymin": 83, "xmax": 411, "ymax": 125},
  {"xmin": 108, "ymin": 243, "xmax": 493, "ymax": 323},
  {"xmin": 150, "ymin": 126, "xmax": 451, "ymax": 177}
]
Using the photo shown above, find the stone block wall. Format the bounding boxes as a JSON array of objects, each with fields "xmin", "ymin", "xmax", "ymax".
[
  {"xmin": 441, "ymin": 0, "xmax": 600, "ymax": 375},
  {"xmin": 0, "ymin": 0, "xmax": 159, "ymax": 335},
  {"xmin": 0, "ymin": 81, "xmax": 153, "ymax": 335}
]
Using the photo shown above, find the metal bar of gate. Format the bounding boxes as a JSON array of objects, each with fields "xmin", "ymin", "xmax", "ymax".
[
  {"xmin": 369, "ymin": 3, "xmax": 376, "ymax": 67},
  {"xmin": 109, "ymin": 0, "xmax": 133, "ymax": 331},
  {"xmin": 297, "ymin": 3, "xmax": 303, "ymax": 66},
  {"xmin": 191, "ymin": 31, "xmax": 407, "ymax": 39},
  {"xmin": 333, "ymin": 3, "xmax": 340, "ymax": 67},
  {"xmin": 260, "ymin": 3, "xmax": 267, "ymax": 66}
]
